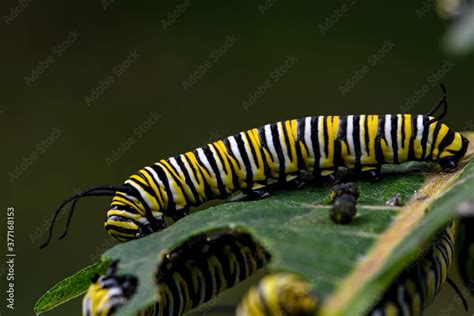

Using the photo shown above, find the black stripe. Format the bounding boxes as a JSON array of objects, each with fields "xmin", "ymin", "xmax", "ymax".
[
  {"xmin": 235, "ymin": 133, "xmax": 254, "ymax": 190},
  {"xmin": 390, "ymin": 115, "xmax": 399, "ymax": 164},
  {"xmin": 150, "ymin": 164, "xmax": 176, "ymax": 213},
  {"xmin": 182, "ymin": 154, "xmax": 207, "ymax": 203},
  {"xmin": 128, "ymin": 176, "xmax": 157, "ymax": 204},
  {"xmin": 245, "ymin": 131, "xmax": 262, "ymax": 175},
  {"xmin": 223, "ymin": 138, "xmax": 244, "ymax": 190},
  {"xmin": 323, "ymin": 116, "xmax": 329, "ymax": 159},
  {"xmin": 420, "ymin": 116, "xmax": 431, "ymax": 160},
  {"xmin": 271, "ymin": 123, "xmax": 286, "ymax": 181},
  {"xmin": 296, "ymin": 118, "xmax": 307, "ymax": 170},
  {"xmin": 190, "ymin": 150, "xmax": 214, "ymax": 199},
  {"xmin": 139, "ymin": 169, "xmax": 166, "ymax": 210},
  {"xmin": 175, "ymin": 156, "xmax": 201, "ymax": 206},
  {"xmin": 437, "ymin": 130, "xmax": 454, "ymax": 154},
  {"xmin": 401, "ymin": 114, "xmax": 406, "ymax": 151},
  {"xmin": 310, "ymin": 117, "xmax": 320, "ymax": 173},
  {"xmin": 282, "ymin": 122, "xmax": 293, "ymax": 162},
  {"xmin": 203, "ymin": 145, "xmax": 227, "ymax": 198},
  {"xmin": 353, "ymin": 115, "xmax": 361, "ymax": 170},
  {"xmin": 161, "ymin": 160, "xmax": 192, "ymax": 206},
  {"xmin": 110, "ymin": 203, "xmax": 140, "ymax": 215},
  {"xmin": 257, "ymin": 125, "xmax": 273, "ymax": 179},
  {"xmin": 336, "ymin": 116, "xmax": 347, "ymax": 166},
  {"xmin": 375, "ymin": 115, "xmax": 385, "ymax": 164},
  {"xmin": 364, "ymin": 115, "xmax": 370, "ymax": 159},
  {"xmin": 408, "ymin": 115, "xmax": 418, "ymax": 161},
  {"xmin": 428, "ymin": 122, "xmax": 443, "ymax": 160},
  {"xmin": 127, "ymin": 184, "xmax": 159, "ymax": 231},
  {"xmin": 104, "ymin": 224, "xmax": 136, "ymax": 235}
]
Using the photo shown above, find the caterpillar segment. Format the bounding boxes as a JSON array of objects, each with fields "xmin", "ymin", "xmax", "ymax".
[{"xmin": 82, "ymin": 232, "xmax": 270, "ymax": 316}]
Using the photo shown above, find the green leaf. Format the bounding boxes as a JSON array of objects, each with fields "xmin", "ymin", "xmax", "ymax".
[
  {"xmin": 34, "ymin": 258, "xmax": 109, "ymax": 314},
  {"xmin": 35, "ymin": 133, "xmax": 474, "ymax": 316}
]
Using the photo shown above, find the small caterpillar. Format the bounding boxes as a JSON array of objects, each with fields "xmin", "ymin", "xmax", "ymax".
[
  {"xmin": 236, "ymin": 273, "xmax": 318, "ymax": 316},
  {"xmin": 237, "ymin": 222, "xmax": 465, "ymax": 316},
  {"xmin": 42, "ymin": 85, "xmax": 468, "ymax": 247},
  {"xmin": 82, "ymin": 231, "xmax": 270, "ymax": 316}
]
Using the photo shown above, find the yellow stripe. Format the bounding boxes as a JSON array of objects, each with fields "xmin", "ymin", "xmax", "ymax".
[
  {"xmin": 105, "ymin": 219, "xmax": 139, "ymax": 230},
  {"xmin": 212, "ymin": 141, "xmax": 235, "ymax": 191},
  {"xmin": 432, "ymin": 124, "xmax": 449, "ymax": 158},
  {"xmin": 112, "ymin": 195, "xmax": 144, "ymax": 215},
  {"xmin": 138, "ymin": 169, "xmax": 167, "ymax": 208}
]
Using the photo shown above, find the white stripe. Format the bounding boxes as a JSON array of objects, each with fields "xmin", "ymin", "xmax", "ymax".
[
  {"xmin": 277, "ymin": 122, "xmax": 289, "ymax": 170},
  {"xmin": 397, "ymin": 114, "xmax": 403, "ymax": 157},
  {"xmin": 359, "ymin": 115, "xmax": 367, "ymax": 161},
  {"xmin": 264, "ymin": 124, "xmax": 279, "ymax": 167},
  {"xmin": 228, "ymin": 136, "xmax": 246, "ymax": 179},
  {"xmin": 304, "ymin": 117, "xmax": 314, "ymax": 165},
  {"xmin": 240, "ymin": 132, "xmax": 259, "ymax": 177},
  {"xmin": 318, "ymin": 116, "xmax": 325, "ymax": 167},
  {"xmin": 179, "ymin": 154, "xmax": 201, "ymax": 189},
  {"xmin": 347, "ymin": 115, "xmax": 355, "ymax": 162},
  {"xmin": 384, "ymin": 115, "xmax": 393, "ymax": 159},
  {"xmin": 123, "ymin": 179, "xmax": 155, "ymax": 210},
  {"xmin": 145, "ymin": 166, "xmax": 169, "ymax": 207},
  {"xmin": 208, "ymin": 144, "xmax": 228, "ymax": 191},
  {"xmin": 416, "ymin": 115, "xmax": 424, "ymax": 143}
]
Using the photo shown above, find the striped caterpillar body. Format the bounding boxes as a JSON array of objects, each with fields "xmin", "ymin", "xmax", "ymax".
[
  {"xmin": 41, "ymin": 86, "xmax": 469, "ymax": 246},
  {"xmin": 236, "ymin": 273, "xmax": 318, "ymax": 316},
  {"xmin": 82, "ymin": 232, "xmax": 270, "ymax": 316},
  {"xmin": 237, "ymin": 223, "xmax": 458, "ymax": 316},
  {"xmin": 456, "ymin": 201, "xmax": 474, "ymax": 294}
]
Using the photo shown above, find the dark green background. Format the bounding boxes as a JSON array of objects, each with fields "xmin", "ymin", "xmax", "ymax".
[{"xmin": 1, "ymin": 1, "xmax": 473, "ymax": 315}]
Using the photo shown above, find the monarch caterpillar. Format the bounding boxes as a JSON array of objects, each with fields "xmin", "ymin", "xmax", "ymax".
[
  {"xmin": 455, "ymin": 201, "xmax": 474, "ymax": 294},
  {"xmin": 236, "ymin": 273, "xmax": 318, "ymax": 316},
  {"xmin": 82, "ymin": 231, "xmax": 270, "ymax": 316},
  {"xmin": 237, "ymin": 222, "xmax": 465, "ymax": 316},
  {"xmin": 42, "ymin": 85, "xmax": 468, "ymax": 247}
]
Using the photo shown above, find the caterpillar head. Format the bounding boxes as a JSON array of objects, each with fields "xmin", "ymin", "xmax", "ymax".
[
  {"xmin": 105, "ymin": 192, "xmax": 165, "ymax": 242},
  {"xmin": 438, "ymin": 131, "xmax": 469, "ymax": 172},
  {"xmin": 40, "ymin": 184, "xmax": 165, "ymax": 249},
  {"xmin": 83, "ymin": 261, "xmax": 137, "ymax": 316}
]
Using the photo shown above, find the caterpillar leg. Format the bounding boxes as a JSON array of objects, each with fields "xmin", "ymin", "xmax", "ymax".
[
  {"xmin": 230, "ymin": 184, "xmax": 270, "ymax": 202},
  {"xmin": 281, "ymin": 174, "xmax": 306, "ymax": 190},
  {"xmin": 169, "ymin": 206, "xmax": 190, "ymax": 222},
  {"xmin": 236, "ymin": 273, "xmax": 319, "ymax": 316},
  {"xmin": 360, "ymin": 166, "xmax": 381, "ymax": 181},
  {"xmin": 315, "ymin": 168, "xmax": 340, "ymax": 184}
]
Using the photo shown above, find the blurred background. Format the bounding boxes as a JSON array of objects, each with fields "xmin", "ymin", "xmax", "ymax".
[{"xmin": 1, "ymin": 0, "xmax": 473, "ymax": 315}]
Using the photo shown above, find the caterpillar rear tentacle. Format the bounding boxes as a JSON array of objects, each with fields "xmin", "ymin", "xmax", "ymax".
[{"xmin": 41, "ymin": 85, "xmax": 469, "ymax": 246}]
